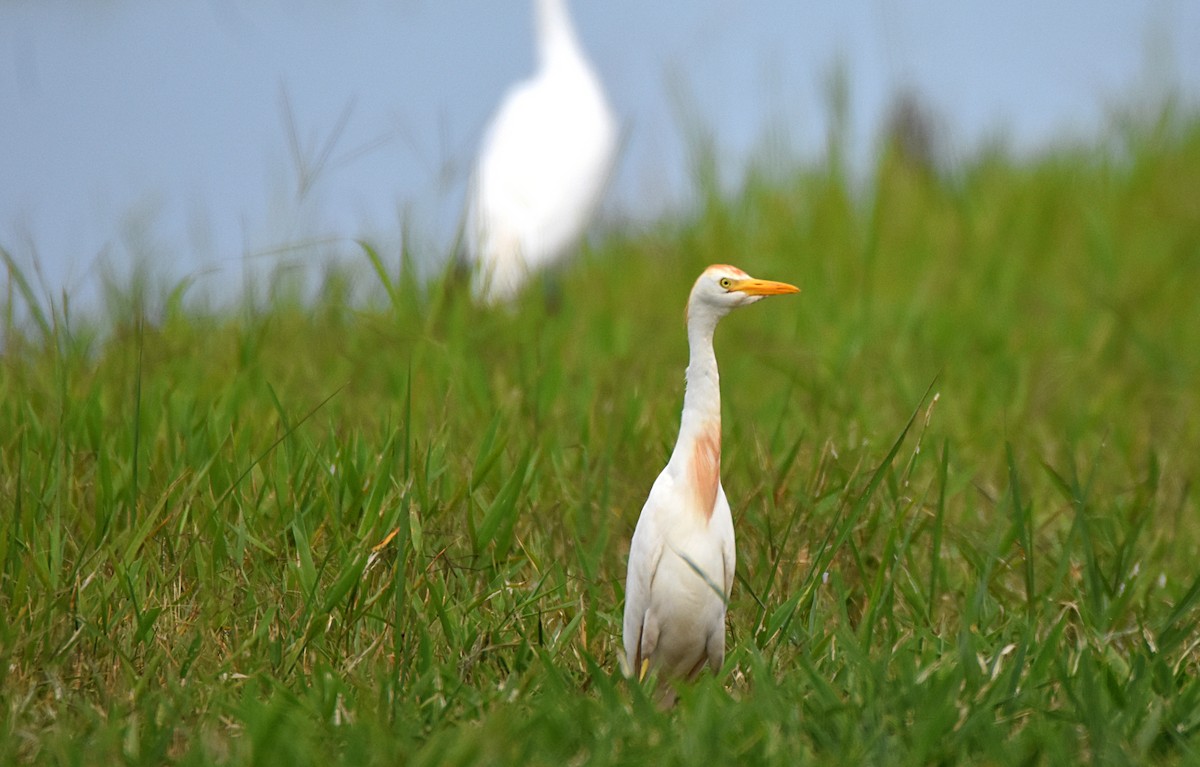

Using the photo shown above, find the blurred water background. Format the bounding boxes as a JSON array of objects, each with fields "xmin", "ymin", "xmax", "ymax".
[{"xmin": 1, "ymin": 0, "xmax": 1197, "ymax": 312}]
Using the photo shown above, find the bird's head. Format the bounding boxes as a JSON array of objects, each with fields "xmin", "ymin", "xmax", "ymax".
[{"xmin": 686, "ymin": 264, "xmax": 799, "ymax": 326}]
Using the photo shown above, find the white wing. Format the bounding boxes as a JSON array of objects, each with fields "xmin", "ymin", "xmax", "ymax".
[
  {"xmin": 706, "ymin": 483, "xmax": 735, "ymax": 672},
  {"xmin": 715, "ymin": 484, "xmax": 736, "ymax": 601},
  {"xmin": 622, "ymin": 470, "xmax": 673, "ymax": 676}
]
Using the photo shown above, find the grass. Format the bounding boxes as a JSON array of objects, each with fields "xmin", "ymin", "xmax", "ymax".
[{"xmin": 3, "ymin": 105, "xmax": 1200, "ymax": 765}]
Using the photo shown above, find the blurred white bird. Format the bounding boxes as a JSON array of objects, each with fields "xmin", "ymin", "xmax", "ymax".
[
  {"xmin": 464, "ymin": 0, "xmax": 618, "ymax": 304},
  {"xmin": 623, "ymin": 264, "xmax": 799, "ymax": 705}
]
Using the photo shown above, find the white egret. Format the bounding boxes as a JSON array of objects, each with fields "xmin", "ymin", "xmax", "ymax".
[
  {"xmin": 623, "ymin": 264, "xmax": 799, "ymax": 705},
  {"xmin": 464, "ymin": 0, "xmax": 618, "ymax": 304}
]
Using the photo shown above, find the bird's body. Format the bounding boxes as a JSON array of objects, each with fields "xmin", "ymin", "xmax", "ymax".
[
  {"xmin": 465, "ymin": 0, "xmax": 618, "ymax": 304},
  {"xmin": 623, "ymin": 264, "xmax": 799, "ymax": 703}
]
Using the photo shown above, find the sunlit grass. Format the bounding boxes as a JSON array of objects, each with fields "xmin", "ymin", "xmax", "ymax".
[{"xmin": 2, "ymin": 107, "xmax": 1200, "ymax": 765}]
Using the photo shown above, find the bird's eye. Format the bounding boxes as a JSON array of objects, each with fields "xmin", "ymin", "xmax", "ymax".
[{"xmin": 718, "ymin": 277, "xmax": 733, "ymax": 290}]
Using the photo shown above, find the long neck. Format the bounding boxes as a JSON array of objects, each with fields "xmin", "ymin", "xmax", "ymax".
[
  {"xmin": 535, "ymin": 0, "xmax": 584, "ymax": 70},
  {"xmin": 668, "ymin": 312, "xmax": 723, "ymax": 518}
]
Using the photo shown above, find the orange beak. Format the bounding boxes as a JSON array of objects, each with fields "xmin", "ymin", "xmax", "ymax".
[{"xmin": 730, "ymin": 277, "xmax": 800, "ymax": 296}]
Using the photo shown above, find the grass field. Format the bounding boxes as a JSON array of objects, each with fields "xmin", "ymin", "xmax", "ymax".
[{"xmin": 3, "ymin": 105, "xmax": 1200, "ymax": 765}]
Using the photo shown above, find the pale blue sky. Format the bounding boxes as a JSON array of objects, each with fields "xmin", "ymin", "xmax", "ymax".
[{"xmin": 1, "ymin": 1, "xmax": 1197, "ymax": 307}]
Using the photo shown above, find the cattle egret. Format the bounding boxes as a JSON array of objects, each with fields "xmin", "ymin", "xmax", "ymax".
[
  {"xmin": 464, "ymin": 0, "xmax": 618, "ymax": 304},
  {"xmin": 623, "ymin": 264, "xmax": 799, "ymax": 705}
]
